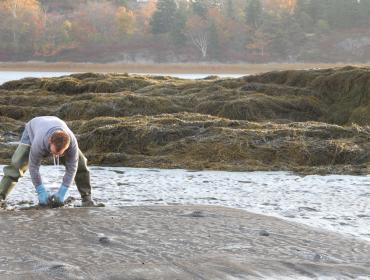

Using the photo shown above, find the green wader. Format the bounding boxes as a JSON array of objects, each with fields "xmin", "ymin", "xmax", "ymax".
[{"xmin": 0, "ymin": 144, "xmax": 92, "ymax": 200}]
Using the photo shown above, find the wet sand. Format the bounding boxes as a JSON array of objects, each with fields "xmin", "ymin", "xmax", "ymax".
[
  {"xmin": 1, "ymin": 62, "xmax": 369, "ymax": 74},
  {"xmin": 0, "ymin": 205, "xmax": 369, "ymax": 279},
  {"xmin": 3, "ymin": 166, "xmax": 370, "ymax": 242}
]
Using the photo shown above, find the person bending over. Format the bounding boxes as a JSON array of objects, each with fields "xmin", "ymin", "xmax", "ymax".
[{"xmin": 0, "ymin": 116, "xmax": 94, "ymax": 207}]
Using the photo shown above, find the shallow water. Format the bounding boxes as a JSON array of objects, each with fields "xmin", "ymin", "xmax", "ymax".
[
  {"xmin": 0, "ymin": 71, "xmax": 244, "ymax": 85},
  {"xmin": 0, "ymin": 71, "xmax": 74, "ymax": 85},
  {"xmin": 1, "ymin": 165, "xmax": 369, "ymax": 242}
]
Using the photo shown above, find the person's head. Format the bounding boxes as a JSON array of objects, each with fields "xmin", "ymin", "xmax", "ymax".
[{"xmin": 48, "ymin": 130, "xmax": 70, "ymax": 156}]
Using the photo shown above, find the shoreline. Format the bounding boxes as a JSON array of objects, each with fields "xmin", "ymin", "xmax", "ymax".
[
  {"xmin": 1, "ymin": 62, "xmax": 369, "ymax": 74},
  {"xmin": 2, "ymin": 165, "xmax": 370, "ymax": 242}
]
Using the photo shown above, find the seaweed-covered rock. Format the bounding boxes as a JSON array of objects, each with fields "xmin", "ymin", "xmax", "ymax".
[
  {"xmin": 56, "ymin": 93, "xmax": 182, "ymax": 120},
  {"xmin": 1, "ymin": 72, "xmax": 157, "ymax": 94},
  {"xmin": 243, "ymin": 66, "xmax": 370, "ymax": 125},
  {"xmin": 74, "ymin": 113, "xmax": 370, "ymax": 174},
  {"xmin": 1, "ymin": 66, "xmax": 370, "ymax": 173},
  {"xmin": 44, "ymin": 77, "xmax": 82, "ymax": 94},
  {"xmin": 1, "ymin": 66, "xmax": 370, "ymax": 125}
]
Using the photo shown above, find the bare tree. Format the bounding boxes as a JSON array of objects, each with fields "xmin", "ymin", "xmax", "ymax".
[{"xmin": 186, "ymin": 15, "xmax": 208, "ymax": 58}]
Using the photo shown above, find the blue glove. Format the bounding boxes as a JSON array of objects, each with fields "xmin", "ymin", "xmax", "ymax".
[
  {"xmin": 36, "ymin": 184, "xmax": 50, "ymax": 205},
  {"xmin": 53, "ymin": 184, "xmax": 68, "ymax": 205}
]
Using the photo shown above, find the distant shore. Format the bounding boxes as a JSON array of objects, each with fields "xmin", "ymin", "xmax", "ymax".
[{"xmin": 1, "ymin": 62, "xmax": 369, "ymax": 74}]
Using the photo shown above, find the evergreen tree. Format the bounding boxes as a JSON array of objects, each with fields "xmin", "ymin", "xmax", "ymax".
[
  {"xmin": 208, "ymin": 21, "xmax": 221, "ymax": 61},
  {"xmin": 358, "ymin": 0, "xmax": 370, "ymax": 27},
  {"xmin": 114, "ymin": 0, "xmax": 129, "ymax": 7},
  {"xmin": 245, "ymin": 0, "xmax": 262, "ymax": 29},
  {"xmin": 294, "ymin": 0, "xmax": 314, "ymax": 33},
  {"xmin": 327, "ymin": 0, "xmax": 358, "ymax": 29},
  {"xmin": 283, "ymin": 14, "xmax": 306, "ymax": 58},
  {"xmin": 192, "ymin": 1, "xmax": 208, "ymax": 19},
  {"xmin": 295, "ymin": 0, "xmax": 332, "ymax": 33},
  {"xmin": 226, "ymin": 0, "xmax": 235, "ymax": 20},
  {"xmin": 306, "ymin": 0, "xmax": 326, "ymax": 23},
  {"xmin": 259, "ymin": 14, "xmax": 284, "ymax": 58},
  {"xmin": 351, "ymin": 0, "xmax": 363, "ymax": 27},
  {"xmin": 169, "ymin": 7, "xmax": 187, "ymax": 47},
  {"xmin": 150, "ymin": 0, "xmax": 177, "ymax": 34},
  {"xmin": 294, "ymin": 0, "xmax": 309, "ymax": 15}
]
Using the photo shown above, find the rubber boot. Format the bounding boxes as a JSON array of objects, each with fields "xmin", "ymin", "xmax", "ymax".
[
  {"xmin": 0, "ymin": 144, "xmax": 30, "ymax": 200},
  {"xmin": 81, "ymin": 195, "xmax": 94, "ymax": 207},
  {"xmin": 74, "ymin": 149, "xmax": 92, "ymax": 200}
]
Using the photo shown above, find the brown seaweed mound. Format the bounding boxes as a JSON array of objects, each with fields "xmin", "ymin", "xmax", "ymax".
[{"xmin": 0, "ymin": 67, "xmax": 369, "ymax": 174}]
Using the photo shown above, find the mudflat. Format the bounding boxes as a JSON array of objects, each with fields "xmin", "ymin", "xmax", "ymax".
[{"xmin": 0, "ymin": 205, "xmax": 369, "ymax": 279}]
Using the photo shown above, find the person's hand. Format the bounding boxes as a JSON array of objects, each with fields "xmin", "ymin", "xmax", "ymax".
[
  {"xmin": 35, "ymin": 184, "xmax": 50, "ymax": 206},
  {"xmin": 52, "ymin": 184, "xmax": 68, "ymax": 206}
]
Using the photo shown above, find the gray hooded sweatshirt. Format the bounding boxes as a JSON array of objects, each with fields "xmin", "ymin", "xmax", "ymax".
[{"xmin": 25, "ymin": 116, "xmax": 78, "ymax": 188}]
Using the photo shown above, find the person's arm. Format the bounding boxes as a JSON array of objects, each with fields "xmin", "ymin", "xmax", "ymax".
[
  {"xmin": 52, "ymin": 135, "xmax": 79, "ymax": 206},
  {"xmin": 29, "ymin": 145, "xmax": 50, "ymax": 205}
]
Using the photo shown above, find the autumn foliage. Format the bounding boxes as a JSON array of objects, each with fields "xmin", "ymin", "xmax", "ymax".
[{"xmin": 0, "ymin": 0, "xmax": 370, "ymax": 63}]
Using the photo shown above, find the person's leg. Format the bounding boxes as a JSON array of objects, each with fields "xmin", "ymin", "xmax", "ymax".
[
  {"xmin": 0, "ymin": 129, "xmax": 31, "ymax": 201},
  {"xmin": 74, "ymin": 149, "xmax": 93, "ymax": 205},
  {"xmin": 0, "ymin": 143, "xmax": 30, "ymax": 200}
]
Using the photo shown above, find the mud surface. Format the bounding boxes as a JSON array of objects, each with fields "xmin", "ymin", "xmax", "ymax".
[{"xmin": 0, "ymin": 205, "xmax": 370, "ymax": 279}]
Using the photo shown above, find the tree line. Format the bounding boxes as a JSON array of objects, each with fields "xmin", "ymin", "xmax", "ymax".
[{"xmin": 1, "ymin": 0, "xmax": 370, "ymax": 63}]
